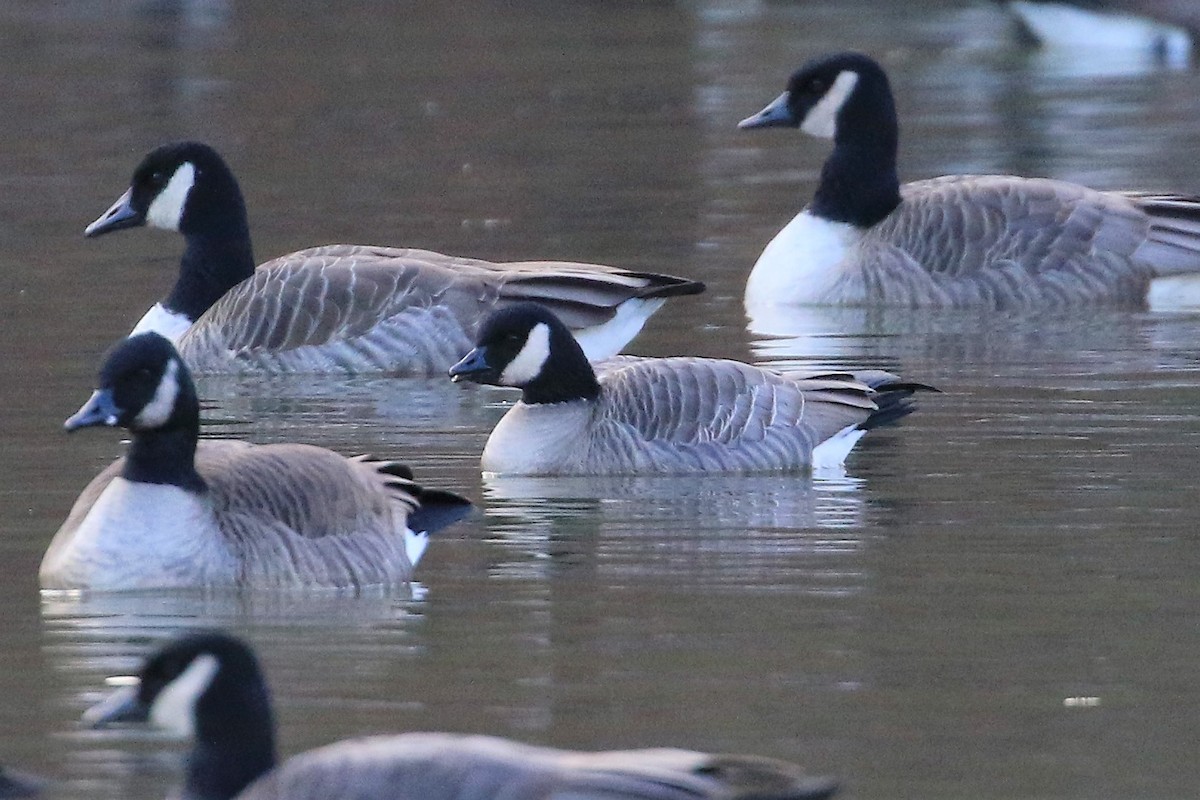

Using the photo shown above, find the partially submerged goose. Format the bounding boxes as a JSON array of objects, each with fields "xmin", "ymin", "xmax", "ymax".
[
  {"xmin": 86, "ymin": 142, "xmax": 704, "ymax": 374},
  {"xmin": 40, "ymin": 333, "xmax": 471, "ymax": 591},
  {"xmin": 739, "ymin": 51, "xmax": 1200, "ymax": 309},
  {"xmin": 449, "ymin": 303, "xmax": 932, "ymax": 475},
  {"xmin": 85, "ymin": 631, "xmax": 839, "ymax": 800}
]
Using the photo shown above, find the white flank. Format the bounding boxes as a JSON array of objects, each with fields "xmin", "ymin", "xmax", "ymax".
[
  {"xmin": 811, "ymin": 423, "xmax": 867, "ymax": 470},
  {"xmin": 146, "ymin": 162, "xmax": 196, "ymax": 231},
  {"xmin": 1008, "ymin": 1, "xmax": 1191, "ymax": 64},
  {"xmin": 500, "ymin": 322, "xmax": 552, "ymax": 386},
  {"xmin": 404, "ymin": 529, "xmax": 429, "ymax": 568},
  {"xmin": 134, "ymin": 358, "xmax": 181, "ymax": 429},
  {"xmin": 745, "ymin": 210, "xmax": 859, "ymax": 308},
  {"xmin": 801, "ymin": 70, "xmax": 859, "ymax": 139},
  {"xmin": 150, "ymin": 653, "xmax": 219, "ymax": 737},
  {"xmin": 130, "ymin": 302, "xmax": 194, "ymax": 341},
  {"xmin": 572, "ymin": 297, "xmax": 664, "ymax": 362}
]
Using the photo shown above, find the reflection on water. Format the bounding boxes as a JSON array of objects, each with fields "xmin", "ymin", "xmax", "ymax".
[{"xmin": 484, "ymin": 473, "xmax": 868, "ymax": 591}]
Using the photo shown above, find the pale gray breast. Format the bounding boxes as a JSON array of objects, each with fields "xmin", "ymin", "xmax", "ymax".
[
  {"xmin": 851, "ymin": 175, "xmax": 1155, "ymax": 308},
  {"xmin": 177, "ymin": 245, "xmax": 687, "ymax": 374},
  {"xmin": 241, "ymin": 734, "xmax": 835, "ymax": 800},
  {"xmin": 584, "ymin": 359, "xmax": 877, "ymax": 473}
]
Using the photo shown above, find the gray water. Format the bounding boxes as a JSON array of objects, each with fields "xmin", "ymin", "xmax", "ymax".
[{"xmin": 3, "ymin": 1, "xmax": 1200, "ymax": 798}]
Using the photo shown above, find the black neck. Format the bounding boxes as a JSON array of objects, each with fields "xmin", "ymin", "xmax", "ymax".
[
  {"xmin": 164, "ymin": 226, "xmax": 255, "ymax": 322},
  {"xmin": 520, "ymin": 333, "xmax": 602, "ymax": 406},
  {"xmin": 185, "ymin": 702, "xmax": 276, "ymax": 800},
  {"xmin": 122, "ymin": 418, "xmax": 206, "ymax": 493},
  {"xmin": 809, "ymin": 89, "xmax": 901, "ymax": 228}
]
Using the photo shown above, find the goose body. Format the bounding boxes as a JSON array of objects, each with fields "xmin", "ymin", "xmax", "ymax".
[
  {"xmin": 85, "ymin": 631, "xmax": 839, "ymax": 800},
  {"xmin": 87, "ymin": 143, "xmax": 704, "ymax": 375},
  {"xmin": 739, "ymin": 51, "xmax": 1200, "ymax": 310},
  {"xmin": 449, "ymin": 304, "xmax": 931, "ymax": 476},
  {"xmin": 40, "ymin": 334, "xmax": 471, "ymax": 591},
  {"xmin": 1003, "ymin": 1, "xmax": 1195, "ymax": 61}
]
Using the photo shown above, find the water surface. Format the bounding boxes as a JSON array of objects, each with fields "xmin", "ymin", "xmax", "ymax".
[{"xmin": 3, "ymin": 2, "xmax": 1200, "ymax": 799}]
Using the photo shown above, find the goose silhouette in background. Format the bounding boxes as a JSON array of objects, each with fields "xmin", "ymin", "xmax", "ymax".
[
  {"xmin": 40, "ymin": 333, "xmax": 472, "ymax": 591},
  {"xmin": 448, "ymin": 303, "xmax": 934, "ymax": 476},
  {"xmin": 85, "ymin": 631, "xmax": 840, "ymax": 800},
  {"xmin": 738, "ymin": 51, "xmax": 1200, "ymax": 310},
  {"xmin": 1000, "ymin": 1, "xmax": 1196, "ymax": 65},
  {"xmin": 86, "ymin": 142, "xmax": 704, "ymax": 375}
]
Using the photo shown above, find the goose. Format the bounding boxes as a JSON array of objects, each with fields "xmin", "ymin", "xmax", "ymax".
[
  {"xmin": 84, "ymin": 630, "xmax": 839, "ymax": 800},
  {"xmin": 1001, "ymin": 1, "xmax": 1196, "ymax": 63},
  {"xmin": 447, "ymin": 303, "xmax": 932, "ymax": 476},
  {"xmin": 738, "ymin": 51, "xmax": 1200, "ymax": 310},
  {"xmin": 39, "ymin": 333, "xmax": 472, "ymax": 591},
  {"xmin": 85, "ymin": 142, "xmax": 704, "ymax": 375}
]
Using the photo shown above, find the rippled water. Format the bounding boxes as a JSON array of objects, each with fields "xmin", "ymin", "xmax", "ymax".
[{"xmin": 4, "ymin": 1, "xmax": 1200, "ymax": 798}]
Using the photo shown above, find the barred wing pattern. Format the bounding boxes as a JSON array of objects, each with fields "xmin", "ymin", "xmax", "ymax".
[
  {"xmin": 178, "ymin": 245, "xmax": 701, "ymax": 374},
  {"xmin": 583, "ymin": 358, "xmax": 879, "ymax": 473}
]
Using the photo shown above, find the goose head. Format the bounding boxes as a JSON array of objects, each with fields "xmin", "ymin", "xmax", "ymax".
[
  {"xmin": 85, "ymin": 632, "xmax": 276, "ymax": 800},
  {"xmin": 738, "ymin": 51, "xmax": 893, "ymax": 142},
  {"xmin": 449, "ymin": 303, "xmax": 601, "ymax": 404},
  {"xmin": 85, "ymin": 141, "xmax": 247, "ymax": 238},
  {"xmin": 65, "ymin": 333, "xmax": 198, "ymax": 434}
]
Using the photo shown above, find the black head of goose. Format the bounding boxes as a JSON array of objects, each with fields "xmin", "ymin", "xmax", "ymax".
[
  {"xmin": 39, "ymin": 333, "xmax": 472, "ymax": 591},
  {"xmin": 449, "ymin": 303, "xmax": 934, "ymax": 475},
  {"xmin": 85, "ymin": 631, "xmax": 840, "ymax": 800},
  {"xmin": 738, "ymin": 50, "xmax": 1200, "ymax": 310},
  {"xmin": 86, "ymin": 142, "xmax": 704, "ymax": 375}
]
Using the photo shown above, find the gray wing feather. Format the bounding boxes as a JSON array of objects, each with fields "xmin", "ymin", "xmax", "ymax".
[
  {"xmin": 243, "ymin": 734, "xmax": 836, "ymax": 800},
  {"xmin": 177, "ymin": 245, "xmax": 701, "ymax": 373},
  {"xmin": 589, "ymin": 359, "xmax": 877, "ymax": 472},
  {"xmin": 849, "ymin": 176, "xmax": 1161, "ymax": 307},
  {"xmin": 198, "ymin": 441, "xmax": 425, "ymax": 588}
]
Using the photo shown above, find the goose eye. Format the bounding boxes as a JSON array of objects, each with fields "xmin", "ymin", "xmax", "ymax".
[{"xmin": 808, "ymin": 78, "xmax": 826, "ymax": 94}]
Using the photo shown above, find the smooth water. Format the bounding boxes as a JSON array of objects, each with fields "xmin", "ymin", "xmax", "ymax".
[{"xmin": 3, "ymin": 2, "xmax": 1200, "ymax": 798}]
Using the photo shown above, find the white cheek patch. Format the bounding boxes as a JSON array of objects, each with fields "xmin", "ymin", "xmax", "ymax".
[
  {"xmin": 135, "ymin": 358, "xmax": 181, "ymax": 429},
  {"xmin": 149, "ymin": 653, "xmax": 219, "ymax": 737},
  {"xmin": 801, "ymin": 71, "xmax": 859, "ymax": 139},
  {"xmin": 146, "ymin": 162, "xmax": 196, "ymax": 231},
  {"xmin": 500, "ymin": 322, "xmax": 551, "ymax": 386}
]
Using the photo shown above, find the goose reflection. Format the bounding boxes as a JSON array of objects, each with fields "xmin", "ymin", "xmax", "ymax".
[{"xmin": 482, "ymin": 472, "xmax": 870, "ymax": 593}]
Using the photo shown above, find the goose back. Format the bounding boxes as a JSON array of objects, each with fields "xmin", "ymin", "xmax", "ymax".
[
  {"xmin": 839, "ymin": 175, "xmax": 1155, "ymax": 308},
  {"xmin": 178, "ymin": 245, "xmax": 699, "ymax": 374},
  {"xmin": 240, "ymin": 733, "xmax": 838, "ymax": 800}
]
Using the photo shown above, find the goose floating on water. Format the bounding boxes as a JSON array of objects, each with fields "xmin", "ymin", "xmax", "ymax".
[
  {"xmin": 85, "ymin": 631, "xmax": 839, "ymax": 800},
  {"xmin": 739, "ymin": 51, "xmax": 1200, "ymax": 310},
  {"xmin": 449, "ymin": 303, "xmax": 934, "ymax": 476},
  {"xmin": 40, "ymin": 333, "xmax": 471, "ymax": 591},
  {"xmin": 86, "ymin": 142, "xmax": 704, "ymax": 375}
]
